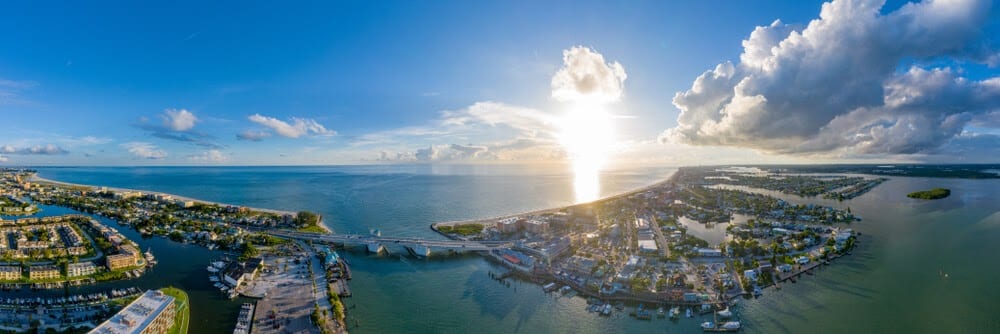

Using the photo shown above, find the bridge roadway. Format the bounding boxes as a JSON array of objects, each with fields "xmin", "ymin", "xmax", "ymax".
[{"xmin": 269, "ymin": 230, "xmax": 512, "ymax": 252}]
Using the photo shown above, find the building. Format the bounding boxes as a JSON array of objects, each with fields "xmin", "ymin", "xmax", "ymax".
[
  {"xmin": 107, "ymin": 253, "xmax": 138, "ymax": 271},
  {"xmin": 222, "ymin": 259, "xmax": 262, "ymax": 287},
  {"xmin": 91, "ymin": 290, "xmax": 178, "ymax": 334},
  {"xmin": 0, "ymin": 266, "xmax": 21, "ymax": 281},
  {"xmin": 696, "ymin": 247, "xmax": 723, "ymax": 257},
  {"xmin": 29, "ymin": 265, "xmax": 60, "ymax": 280},
  {"xmin": 496, "ymin": 217, "xmax": 521, "ymax": 234},
  {"xmin": 524, "ymin": 219, "xmax": 549, "ymax": 234},
  {"xmin": 67, "ymin": 262, "xmax": 97, "ymax": 277}
]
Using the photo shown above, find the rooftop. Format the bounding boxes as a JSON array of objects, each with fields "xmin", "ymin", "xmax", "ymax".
[{"xmin": 91, "ymin": 290, "xmax": 175, "ymax": 334}]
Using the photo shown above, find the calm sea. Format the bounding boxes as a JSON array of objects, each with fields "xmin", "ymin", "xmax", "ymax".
[{"xmin": 19, "ymin": 165, "xmax": 1000, "ymax": 333}]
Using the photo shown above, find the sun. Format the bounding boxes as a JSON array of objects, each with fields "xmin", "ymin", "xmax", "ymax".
[{"xmin": 558, "ymin": 103, "xmax": 616, "ymax": 203}]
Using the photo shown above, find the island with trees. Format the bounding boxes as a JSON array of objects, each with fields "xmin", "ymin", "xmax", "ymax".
[{"xmin": 907, "ymin": 188, "xmax": 951, "ymax": 200}]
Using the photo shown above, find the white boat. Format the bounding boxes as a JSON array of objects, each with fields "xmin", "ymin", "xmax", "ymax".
[
  {"xmin": 209, "ymin": 276, "xmax": 220, "ymax": 282},
  {"xmin": 207, "ymin": 266, "xmax": 219, "ymax": 273},
  {"xmin": 601, "ymin": 304, "xmax": 612, "ymax": 316},
  {"xmin": 722, "ymin": 322, "xmax": 741, "ymax": 330},
  {"xmin": 717, "ymin": 308, "xmax": 733, "ymax": 318},
  {"xmin": 670, "ymin": 306, "xmax": 680, "ymax": 319},
  {"xmin": 701, "ymin": 322, "xmax": 715, "ymax": 330},
  {"xmin": 686, "ymin": 308, "xmax": 693, "ymax": 318}
]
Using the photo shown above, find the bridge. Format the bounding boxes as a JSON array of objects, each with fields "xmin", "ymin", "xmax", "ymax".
[{"xmin": 269, "ymin": 230, "xmax": 512, "ymax": 256}]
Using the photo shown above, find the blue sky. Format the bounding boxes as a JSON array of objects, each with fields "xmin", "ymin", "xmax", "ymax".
[{"xmin": 1, "ymin": 0, "xmax": 999, "ymax": 165}]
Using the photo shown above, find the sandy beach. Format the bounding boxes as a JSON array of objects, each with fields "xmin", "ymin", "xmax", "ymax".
[{"xmin": 29, "ymin": 174, "xmax": 333, "ymax": 233}]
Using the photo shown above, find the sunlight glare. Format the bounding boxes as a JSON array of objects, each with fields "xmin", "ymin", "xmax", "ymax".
[{"xmin": 559, "ymin": 103, "xmax": 615, "ymax": 203}]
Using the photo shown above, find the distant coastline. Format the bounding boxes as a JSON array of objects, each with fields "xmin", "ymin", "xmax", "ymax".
[{"xmin": 29, "ymin": 174, "xmax": 332, "ymax": 233}]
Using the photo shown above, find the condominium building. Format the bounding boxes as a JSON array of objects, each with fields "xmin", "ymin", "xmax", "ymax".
[
  {"xmin": 29, "ymin": 265, "xmax": 60, "ymax": 280},
  {"xmin": 67, "ymin": 262, "xmax": 97, "ymax": 277},
  {"xmin": 0, "ymin": 266, "xmax": 21, "ymax": 281},
  {"xmin": 91, "ymin": 290, "xmax": 178, "ymax": 334}
]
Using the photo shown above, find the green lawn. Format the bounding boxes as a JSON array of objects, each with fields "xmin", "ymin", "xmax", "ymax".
[
  {"xmin": 161, "ymin": 287, "xmax": 190, "ymax": 334},
  {"xmin": 297, "ymin": 225, "xmax": 329, "ymax": 233}
]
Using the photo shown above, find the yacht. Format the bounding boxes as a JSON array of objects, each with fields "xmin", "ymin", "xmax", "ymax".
[
  {"xmin": 670, "ymin": 306, "xmax": 681, "ymax": 319},
  {"xmin": 717, "ymin": 308, "xmax": 733, "ymax": 318}
]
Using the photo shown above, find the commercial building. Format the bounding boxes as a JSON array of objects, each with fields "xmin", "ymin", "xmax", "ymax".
[
  {"xmin": 91, "ymin": 290, "xmax": 178, "ymax": 334},
  {"xmin": 222, "ymin": 258, "xmax": 262, "ymax": 287},
  {"xmin": 0, "ymin": 266, "xmax": 21, "ymax": 280},
  {"xmin": 29, "ymin": 265, "xmax": 60, "ymax": 280}
]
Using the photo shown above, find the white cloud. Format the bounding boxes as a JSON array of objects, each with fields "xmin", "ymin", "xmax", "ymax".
[
  {"xmin": 0, "ymin": 144, "xmax": 68, "ymax": 155},
  {"xmin": 188, "ymin": 149, "xmax": 229, "ymax": 163},
  {"xmin": 248, "ymin": 114, "xmax": 336, "ymax": 138},
  {"xmin": 664, "ymin": 0, "xmax": 1000, "ymax": 158},
  {"xmin": 551, "ymin": 46, "xmax": 627, "ymax": 103},
  {"xmin": 121, "ymin": 142, "xmax": 167, "ymax": 160},
  {"xmin": 161, "ymin": 109, "xmax": 198, "ymax": 131}
]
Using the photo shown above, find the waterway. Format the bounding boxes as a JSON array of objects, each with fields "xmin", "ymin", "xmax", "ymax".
[{"xmin": 22, "ymin": 165, "xmax": 1000, "ymax": 333}]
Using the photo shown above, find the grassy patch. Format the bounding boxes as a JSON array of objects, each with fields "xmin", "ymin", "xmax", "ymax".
[
  {"xmin": 297, "ymin": 225, "xmax": 329, "ymax": 233},
  {"xmin": 437, "ymin": 223, "xmax": 484, "ymax": 236},
  {"xmin": 161, "ymin": 287, "xmax": 190, "ymax": 334}
]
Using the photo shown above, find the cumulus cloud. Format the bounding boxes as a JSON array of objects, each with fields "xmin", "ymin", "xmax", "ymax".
[
  {"xmin": 551, "ymin": 46, "xmax": 627, "ymax": 103},
  {"xmin": 0, "ymin": 154, "xmax": 6, "ymax": 162},
  {"xmin": 247, "ymin": 114, "xmax": 336, "ymax": 138},
  {"xmin": 137, "ymin": 109, "xmax": 221, "ymax": 148},
  {"xmin": 161, "ymin": 109, "xmax": 198, "ymax": 131},
  {"xmin": 663, "ymin": 0, "xmax": 1000, "ymax": 158},
  {"xmin": 0, "ymin": 144, "xmax": 69, "ymax": 155},
  {"xmin": 188, "ymin": 149, "xmax": 229, "ymax": 163},
  {"xmin": 121, "ymin": 142, "xmax": 167, "ymax": 160},
  {"xmin": 236, "ymin": 130, "xmax": 272, "ymax": 141}
]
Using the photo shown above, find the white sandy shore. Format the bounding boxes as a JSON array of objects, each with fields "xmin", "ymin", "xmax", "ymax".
[{"xmin": 29, "ymin": 174, "xmax": 333, "ymax": 233}]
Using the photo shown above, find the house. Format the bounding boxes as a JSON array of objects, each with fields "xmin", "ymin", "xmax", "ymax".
[
  {"xmin": 743, "ymin": 269, "xmax": 758, "ymax": 281},
  {"xmin": 778, "ymin": 264, "xmax": 793, "ymax": 273},
  {"xmin": 796, "ymin": 256, "xmax": 810, "ymax": 264}
]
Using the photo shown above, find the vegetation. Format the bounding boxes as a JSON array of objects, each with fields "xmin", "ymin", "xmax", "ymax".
[
  {"xmin": 295, "ymin": 211, "xmax": 321, "ymax": 228},
  {"xmin": 239, "ymin": 243, "xmax": 259, "ymax": 261},
  {"xmin": 161, "ymin": 286, "xmax": 190, "ymax": 334},
  {"xmin": 907, "ymin": 188, "xmax": 951, "ymax": 200},
  {"xmin": 437, "ymin": 223, "xmax": 484, "ymax": 236}
]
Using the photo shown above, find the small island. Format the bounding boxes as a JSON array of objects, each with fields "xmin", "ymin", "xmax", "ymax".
[{"xmin": 907, "ymin": 188, "xmax": 951, "ymax": 200}]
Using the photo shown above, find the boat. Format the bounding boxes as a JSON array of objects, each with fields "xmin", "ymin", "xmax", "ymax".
[
  {"xmin": 543, "ymin": 283, "xmax": 558, "ymax": 293},
  {"xmin": 144, "ymin": 248, "xmax": 157, "ymax": 265},
  {"xmin": 657, "ymin": 306, "xmax": 666, "ymax": 318},
  {"xmin": 716, "ymin": 308, "xmax": 733, "ymax": 318},
  {"xmin": 209, "ymin": 276, "xmax": 220, "ymax": 282},
  {"xmin": 686, "ymin": 308, "xmax": 693, "ymax": 318},
  {"xmin": 702, "ymin": 321, "xmax": 742, "ymax": 332},
  {"xmin": 207, "ymin": 266, "xmax": 219, "ymax": 273},
  {"xmin": 753, "ymin": 287, "xmax": 762, "ymax": 297},
  {"xmin": 601, "ymin": 304, "xmax": 612, "ymax": 316},
  {"xmin": 670, "ymin": 306, "xmax": 681, "ymax": 319}
]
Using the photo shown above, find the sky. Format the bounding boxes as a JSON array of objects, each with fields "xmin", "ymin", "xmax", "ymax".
[{"xmin": 1, "ymin": 0, "xmax": 999, "ymax": 166}]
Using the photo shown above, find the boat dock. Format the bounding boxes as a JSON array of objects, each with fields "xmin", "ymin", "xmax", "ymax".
[{"xmin": 233, "ymin": 303, "xmax": 255, "ymax": 334}]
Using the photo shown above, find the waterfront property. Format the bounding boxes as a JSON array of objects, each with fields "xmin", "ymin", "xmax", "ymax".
[
  {"xmin": 29, "ymin": 264, "xmax": 60, "ymax": 280},
  {"xmin": 67, "ymin": 261, "xmax": 99, "ymax": 277},
  {"xmin": 91, "ymin": 289, "xmax": 178, "ymax": 334},
  {"xmin": 0, "ymin": 265, "xmax": 21, "ymax": 280}
]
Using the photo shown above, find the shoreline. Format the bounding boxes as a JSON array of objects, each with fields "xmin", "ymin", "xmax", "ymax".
[
  {"xmin": 29, "ymin": 174, "xmax": 333, "ymax": 234},
  {"xmin": 432, "ymin": 171, "xmax": 677, "ymax": 231}
]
